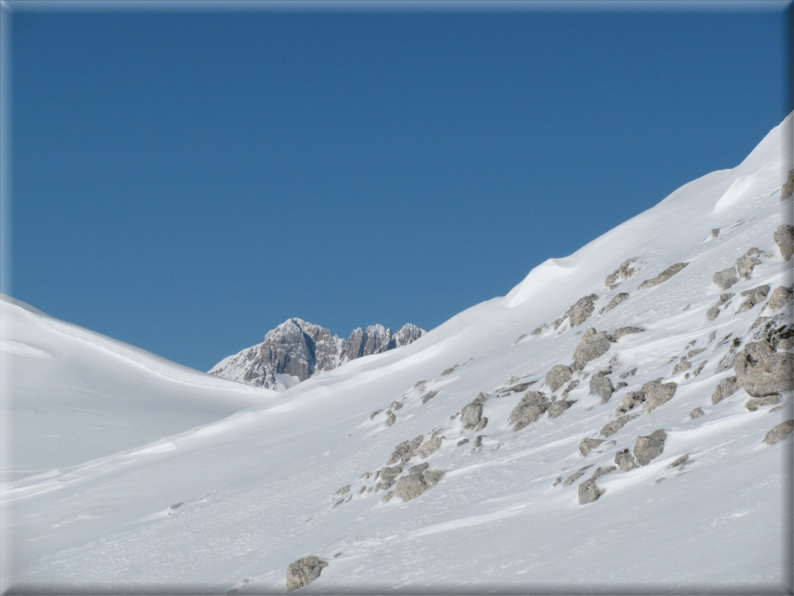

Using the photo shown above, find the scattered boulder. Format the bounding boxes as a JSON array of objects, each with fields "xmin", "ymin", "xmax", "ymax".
[
  {"xmin": 672, "ymin": 357, "xmax": 691, "ymax": 375},
  {"xmin": 382, "ymin": 491, "xmax": 395, "ymax": 503},
  {"xmin": 395, "ymin": 468, "xmax": 445, "ymax": 502},
  {"xmin": 573, "ymin": 329, "xmax": 613, "ymax": 367},
  {"xmin": 408, "ymin": 462, "xmax": 429, "ymax": 475},
  {"xmin": 417, "ymin": 436, "xmax": 443, "ymax": 459},
  {"xmin": 456, "ymin": 438, "xmax": 469, "ymax": 447},
  {"xmin": 421, "ymin": 390, "xmax": 438, "ymax": 404},
  {"xmin": 563, "ymin": 467, "xmax": 591, "ymax": 487},
  {"xmin": 612, "ymin": 327, "xmax": 645, "ymax": 341},
  {"xmin": 509, "ymin": 391, "xmax": 551, "ymax": 431},
  {"xmin": 590, "ymin": 465, "xmax": 617, "ymax": 481},
  {"xmin": 286, "ymin": 557, "xmax": 328, "ymax": 592},
  {"xmin": 614, "ymin": 448, "xmax": 638, "ymax": 471},
  {"xmin": 604, "ymin": 258, "xmax": 639, "ymax": 290},
  {"xmin": 599, "ymin": 293, "xmax": 630, "ymax": 316},
  {"xmin": 579, "ymin": 437, "xmax": 605, "ymax": 456},
  {"xmin": 568, "ymin": 294, "xmax": 599, "ymax": 327},
  {"xmin": 546, "ymin": 365, "xmax": 574, "ymax": 392},
  {"xmin": 737, "ymin": 285, "xmax": 770, "ymax": 313},
  {"xmin": 642, "ymin": 380, "xmax": 678, "ymax": 413},
  {"xmin": 589, "ymin": 372, "xmax": 614, "ymax": 403},
  {"xmin": 711, "ymin": 376, "xmax": 740, "ymax": 405},
  {"xmin": 385, "ymin": 411, "xmax": 396, "ymax": 427},
  {"xmin": 713, "ymin": 267, "xmax": 739, "ymax": 291},
  {"xmin": 561, "ymin": 380, "xmax": 580, "ymax": 398},
  {"xmin": 600, "ymin": 414, "xmax": 638, "ymax": 437},
  {"xmin": 369, "ymin": 409, "xmax": 383, "ymax": 420},
  {"xmin": 690, "ymin": 407, "xmax": 704, "ymax": 419},
  {"xmin": 668, "ymin": 454, "xmax": 689, "ymax": 468},
  {"xmin": 615, "ymin": 391, "xmax": 645, "ymax": 415},
  {"xmin": 764, "ymin": 420, "xmax": 794, "ymax": 445},
  {"xmin": 734, "ymin": 341, "xmax": 794, "ymax": 397},
  {"xmin": 378, "ymin": 465, "xmax": 404, "ymax": 490},
  {"xmin": 774, "ymin": 224, "xmax": 794, "ymax": 261},
  {"xmin": 736, "ymin": 249, "xmax": 762, "ymax": 279},
  {"xmin": 781, "ymin": 169, "xmax": 794, "ymax": 201},
  {"xmin": 390, "ymin": 401, "xmax": 403, "ymax": 411},
  {"xmin": 745, "ymin": 395, "xmax": 782, "ymax": 411},
  {"xmin": 474, "ymin": 417, "xmax": 488, "ymax": 431},
  {"xmin": 766, "ymin": 286, "xmax": 793, "ymax": 312},
  {"xmin": 638, "ymin": 262, "xmax": 688, "ymax": 290},
  {"xmin": 500, "ymin": 381, "xmax": 536, "ymax": 395},
  {"xmin": 460, "ymin": 393, "xmax": 488, "ymax": 429},
  {"xmin": 578, "ymin": 479, "xmax": 604, "ymax": 504},
  {"xmin": 441, "ymin": 364, "xmax": 460, "ymax": 376},
  {"xmin": 706, "ymin": 306, "xmax": 721, "ymax": 321},
  {"xmin": 633, "ymin": 430, "xmax": 667, "ymax": 466},
  {"xmin": 387, "ymin": 436, "xmax": 424, "ymax": 465},
  {"xmin": 548, "ymin": 399, "xmax": 575, "ymax": 418}
]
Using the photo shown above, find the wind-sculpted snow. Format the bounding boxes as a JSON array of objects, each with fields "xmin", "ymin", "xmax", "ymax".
[{"xmin": 1, "ymin": 115, "xmax": 793, "ymax": 593}]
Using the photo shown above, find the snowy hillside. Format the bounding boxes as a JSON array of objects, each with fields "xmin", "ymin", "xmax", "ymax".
[
  {"xmin": 209, "ymin": 318, "xmax": 424, "ymax": 391},
  {"xmin": 1, "ymin": 115, "xmax": 792, "ymax": 594}
]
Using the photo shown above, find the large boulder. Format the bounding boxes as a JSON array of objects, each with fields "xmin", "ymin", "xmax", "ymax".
[
  {"xmin": 460, "ymin": 394, "xmax": 488, "ymax": 429},
  {"xmin": 642, "ymin": 380, "xmax": 678, "ymax": 413},
  {"xmin": 638, "ymin": 262, "xmax": 688, "ymax": 290},
  {"xmin": 573, "ymin": 329, "xmax": 613, "ymax": 368},
  {"xmin": 736, "ymin": 249, "xmax": 762, "ymax": 279},
  {"xmin": 633, "ymin": 430, "xmax": 667, "ymax": 466},
  {"xmin": 764, "ymin": 420, "xmax": 794, "ymax": 445},
  {"xmin": 604, "ymin": 258, "xmax": 639, "ymax": 290},
  {"xmin": 589, "ymin": 372, "xmax": 614, "ymax": 403},
  {"xmin": 545, "ymin": 365, "xmax": 573, "ymax": 392},
  {"xmin": 713, "ymin": 267, "xmax": 739, "ymax": 290},
  {"xmin": 711, "ymin": 376, "xmax": 740, "ymax": 405},
  {"xmin": 287, "ymin": 556, "xmax": 329, "ymax": 592},
  {"xmin": 395, "ymin": 468, "xmax": 445, "ymax": 502},
  {"xmin": 734, "ymin": 341, "xmax": 794, "ymax": 397},
  {"xmin": 781, "ymin": 169, "xmax": 794, "ymax": 201},
  {"xmin": 509, "ymin": 391, "xmax": 550, "ymax": 431},
  {"xmin": 773, "ymin": 224, "xmax": 794, "ymax": 261}
]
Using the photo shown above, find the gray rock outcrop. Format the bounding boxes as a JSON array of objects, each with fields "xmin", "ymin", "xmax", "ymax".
[
  {"xmin": 568, "ymin": 294, "xmax": 599, "ymax": 327},
  {"xmin": 579, "ymin": 437, "xmax": 605, "ymax": 456},
  {"xmin": 713, "ymin": 267, "xmax": 739, "ymax": 291},
  {"xmin": 509, "ymin": 391, "xmax": 550, "ymax": 431},
  {"xmin": 384, "ymin": 411, "xmax": 396, "ymax": 426},
  {"xmin": 690, "ymin": 407, "xmax": 704, "ymax": 419},
  {"xmin": 642, "ymin": 380, "xmax": 678, "ymax": 413},
  {"xmin": 417, "ymin": 437, "xmax": 443, "ymax": 459},
  {"xmin": 633, "ymin": 430, "xmax": 667, "ymax": 466},
  {"xmin": 286, "ymin": 556, "xmax": 328, "ymax": 592},
  {"xmin": 764, "ymin": 420, "xmax": 794, "ymax": 445},
  {"xmin": 460, "ymin": 393, "xmax": 488, "ymax": 429},
  {"xmin": 766, "ymin": 286, "xmax": 793, "ymax": 312},
  {"xmin": 578, "ymin": 479, "xmax": 604, "ymax": 504},
  {"xmin": 546, "ymin": 365, "xmax": 573, "ymax": 392},
  {"xmin": 736, "ymin": 248, "xmax": 763, "ymax": 279},
  {"xmin": 210, "ymin": 319, "xmax": 424, "ymax": 390},
  {"xmin": 600, "ymin": 414, "xmax": 638, "ymax": 437},
  {"xmin": 773, "ymin": 224, "xmax": 794, "ymax": 261},
  {"xmin": 548, "ymin": 399, "xmax": 575, "ymax": 418},
  {"xmin": 612, "ymin": 327, "xmax": 645, "ymax": 341},
  {"xmin": 638, "ymin": 262, "xmax": 688, "ymax": 290},
  {"xmin": 737, "ymin": 285, "xmax": 770, "ymax": 313},
  {"xmin": 734, "ymin": 341, "xmax": 794, "ymax": 397},
  {"xmin": 745, "ymin": 395, "xmax": 782, "ymax": 411},
  {"xmin": 614, "ymin": 448, "xmax": 638, "ymax": 471},
  {"xmin": 781, "ymin": 169, "xmax": 794, "ymax": 201},
  {"xmin": 604, "ymin": 258, "xmax": 639, "ymax": 290},
  {"xmin": 387, "ymin": 435, "xmax": 424, "ymax": 465}
]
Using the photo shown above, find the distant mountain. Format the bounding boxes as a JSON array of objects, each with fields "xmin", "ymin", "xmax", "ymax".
[{"xmin": 209, "ymin": 318, "xmax": 425, "ymax": 390}]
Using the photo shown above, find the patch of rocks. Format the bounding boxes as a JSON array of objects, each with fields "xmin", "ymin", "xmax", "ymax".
[
  {"xmin": 711, "ymin": 376, "xmax": 740, "ymax": 405},
  {"xmin": 604, "ymin": 258, "xmax": 639, "ymax": 290},
  {"xmin": 706, "ymin": 293, "xmax": 735, "ymax": 321},
  {"xmin": 555, "ymin": 294, "xmax": 600, "ymax": 329},
  {"xmin": 638, "ymin": 262, "xmax": 688, "ymax": 290}
]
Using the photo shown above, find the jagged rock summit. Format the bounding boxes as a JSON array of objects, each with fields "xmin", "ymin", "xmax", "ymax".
[{"xmin": 209, "ymin": 318, "xmax": 425, "ymax": 390}]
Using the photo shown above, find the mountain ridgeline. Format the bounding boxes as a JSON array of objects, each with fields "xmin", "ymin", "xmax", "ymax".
[{"xmin": 209, "ymin": 319, "xmax": 425, "ymax": 390}]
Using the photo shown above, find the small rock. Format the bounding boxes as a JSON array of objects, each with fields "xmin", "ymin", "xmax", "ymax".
[
  {"xmin": 286, "ymin": 557, "xmax": 329, "ymax": 592},
  {"xmin": 548, "ymin": 399, "xmax": 575, "ymax": 418},
  {"xmin": 509, "ymin": 391, "xmax": 551, "ymax": 431},
  {"xmin": 589, "ymin": 372, "xmax": 614, "ymax": 403},
  {"xmin": 672, "ymin": 358, "xmax": 691, "ymax": 375},
  {"xmin": 417, "ymin": 436, "xmax": 443, "ymax": 459},
  {"xmin": 612, "ymin": 327, "xmax": 645, "ymax": 341},
  {"xmin": 781, "ymin": 169, "xmax": 794, "ymax": 201},
  {"xmin": 553, "ymin": 476, "xmax": 562, "ymax": 487},
  {"xmin": 737, "ymin": 285, "xmax": 771, "ymax": 312},
  {"xmin": 599, "ymin": 293, "xmax": 630, "ymax": 316},
  {"xmin": 395, "ymin": 469, "xmax": 445, "ymax": 502},
  {"xmin": 568, "ymin": 294, "xmax": 599, "ymax": 328},
  {"xmin": 764, "ymin": 420, "xmax": 794, "ymax": 445},
  {"xmin": 385, "ymin": 410, "xmax": 396, "ymax": 427},
  {"xmin": 421, "ymin": 390, "xmax": 438, "ymax": 404},
  {"xmin": 736, "ymin": 251, "xmax": 762, "ymax": 279},
  {"xmin": 638, "ymin": 262, "xmax": 688, "ymax": 290},
  {"xmin": 441, "ymin": 364, "xmax": 459, "ymax": 376},
  {"xmin": 561, "ymin": 380, "xmax": 580, "ymax": 398},
  {"xmin": 578, "ymin": 479, "xmax": 604, "ymax": 504},
  {"xmin": 545, "ymin": 365, "xmax": 573, "ymax": 392},
  {"xmin": 382, "ymin": 491, "xmax": 395, "ymax": 503},
  {"xmin": 369, "ymin": 409, "xmax": 383, "ymax": 420},
  {"xmin": 456, "ymin": 438, "xmax": 469, "ymax": 447},
  {"xmin": 600, "ymin": 414, "xmax": 638, "ymax": 437},
  {"xmin": 615, "ymin": 391, "xmax": 645, "ymax": 415},
  {"xmin": 460, "ymin": 394, "xmax": 487, "ymax": 429},
  {"xmin": 390, "ymin": 401, "xmax": 403, "ymax": 411},
  {"xmin": 579, "ymin": 437, "xmax": 605, "ymax": 456},
  {"xmin": 711, "ymin": 376, "xmax": 740, "ymax": 405},
  {"xmin": 563, "ymin": 469, "xmax": 589, "ymax": 487},
  {"xmin": 619, "ymin": 368, "xmax": 637, "ymax": 379},
  {"xmin": 633, "ymin": 429, "xmax": 667, "ymax": 466},
  {"xmin": 615, "ymin": 381, "xmax": 628, "ymax": 390},
  {"xmin": 358, "ymin": 486, "xmax": 366, "ymax": 495},
  {"xmin": 689, "ymin": 407, "xmax": 704, "ymax": 419},
  {"xmin": 642, "ymin": 380, "xmax": 678, "ymax": 413},
  {"xmin": 590, "ymin": 465, "xmax": 617, "ymax": 481},
  {"xmin": 668, "ymin": 454, "xmax": 689, "ymax": 468},
  {"xmin": 573, "ymin": 329, "xmax": 613, "ymax": 367},
  {"xmin": 766, "ymin": 286, "xmax": 793, "ymax": 312},
  {"xmin": 408, "ymin": 462, "xmax": 429, "ymax": 475},
  {"xmin": 706, "ymin": 306, "xmax": 721, "ymax": 321},
  {"xmin": 474, "ymin": 416, "xmax": 488, "ymax": 431},
  {"xmin": 745, "ymin": 395, "xmax": 782, "ymax": 411}
]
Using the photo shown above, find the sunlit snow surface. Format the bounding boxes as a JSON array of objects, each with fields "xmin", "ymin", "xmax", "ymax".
[{"xmin": 1, "ymin": 116, "xmax": 792, "ymax": 594}]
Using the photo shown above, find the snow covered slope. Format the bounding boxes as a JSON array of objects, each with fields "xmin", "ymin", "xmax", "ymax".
[
  {"xmin": 0, "ymin": 296, "xmax": 273, "ymax": 481},
  {"xmin": 1, "ymin": 115, "xmax": 792, "ymax": 594}
]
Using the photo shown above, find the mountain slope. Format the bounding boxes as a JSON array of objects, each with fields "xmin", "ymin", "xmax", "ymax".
[
  {"xmin": 1, "ymin": 115, "xmax": 792, "ymax": 594},
  {"xmin": 209, "ymin": 318, "xmax": 424, "ymax": 391}
]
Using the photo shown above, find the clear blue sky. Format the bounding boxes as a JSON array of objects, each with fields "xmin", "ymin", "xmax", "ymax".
[{"xmin": 8, "ymin": 3, "xmax": 792, "ymax": 371}]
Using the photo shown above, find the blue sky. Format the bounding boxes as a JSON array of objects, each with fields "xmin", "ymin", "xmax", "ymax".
[{"xmin": 8, "ymin": 3, "xmax": 791, "ymax": 371}]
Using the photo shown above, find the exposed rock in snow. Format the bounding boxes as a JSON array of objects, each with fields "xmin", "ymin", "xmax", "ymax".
[
  {"xmin": 545, "ymin": 365, "xmax": 573, "ymax": 392},
  {"xmin": 209, "ymin": 319, "xmax": 425, "ymax": 390},
  {"xmin": 612, "ymin": 327, "xmax": 644, "ymax": 341},
  {"xmin": 548, "ymin": 399, "xmax": 575, "ymax": 418},
  {"xmin": 579, "ymin": 437, "xmax": 605, "ymax": 456},
  {"xmin": 642, "ymin": 380, "xmax": 678, "ymax": 413},
  {"xmin": 713, "ymin": 267, "xmax": 739, "ymax": 291},
  {"xmin": 745, "ymin": 395, "xmax": 782, "ymax": 411},
  {"xmin": 736, "ymin": 248, "xmax": 764, "ymax": 279},
  {"xmin": 638, "ymin": 262, "xmax": 688, "ymax": 290},
  {"xmin": 765, "ymin": 285, "xmax": 793, "ymax": 312},
  {"xmin": 589, "ymin": 372, "xmax": 614, "ymax": 403},
  {"xmin": 604, "ymin": 258, "xmax": 639, "ymax": 290},
  {"xmin": 461, "ymin": 394, "xmax": 488, "ymax": 429},
  {"xmin": 600, "ymin": 414, "xmax": 638, "ymax": 437},
  {"xmin": 509, "ymin": 391, "xmax": 550, "ymax": 431},
  {"xmin": 711, "ymin": 376, "xmax": 740, "ymax": 405},
  {"xmin": 578, "ymin": 479, "xmax": 604, "ymax": 504},
  {"xmin": 633, "ymin": 430, "xmax": 667, "ymax": 466},
  {"xmin": 599, "ymin": 292, "xmax": 630, "ymax": 315},
  {"xmin": 764, "ymin": 420, "xmax": 794, "ymax": 445},
  {"xmin": 417, "ymin": 437, "xmax": 443, "ymax": 459},
  {"xmin": 781, "ymin": 169, "xmax": 794, "ymax": 201},
  {"xmin": 737, "ymin": 285, "xmax": 770, "ymax": 313},
  {"xmin": 734, "ymin": 341, "xmax": 794, "ymax": 397},
  {"xmin": 690, "ymin": 407, "xmax": 705, "ymax": 419},
  {"xmin": 773, "ymin": 224, "xmax": 794, "ymax": 261},
  {"xmin": 572, "ymin": 329, "xmax": 613, "ymax": 368},
  {"xmin": 614, "ymin": 448, "xmax": 638, "ymax": 471},
  {"xmin": 395, "ymin": 468, "xmax": 445, "ymax": 502}
]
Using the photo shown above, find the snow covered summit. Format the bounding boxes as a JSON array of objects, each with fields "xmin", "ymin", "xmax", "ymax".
[
  {"xmin": 209, "ymin": 318, "xmax": 424, "ymax": 390},
  {"xmin": 1, "ymin": 115, "xmax": 792, "ymax": 594}
]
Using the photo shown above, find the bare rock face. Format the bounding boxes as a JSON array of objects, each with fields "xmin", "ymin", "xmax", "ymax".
[
  {"xmin": 638, "ymin": 262, "xmax": 688, "ymax": 290},
  {"xmin": 286, "ymin": 556, "xmax": 328, "ymax": 592},
  {"xmin": 545, "ymin": 365, "xmax": 573, "ymax": 392},
  {"xmin": 589, "ymin": 372, "xmax": 614, "ymax": 403},
  {"xmin": 773, "ymin": 224, "xmax": 794, "ymax": 261},
  {"xmin": 734, "ymin": 341, "xmax": 794, "ymax": 397},
  {"xmin": 573, "ymin": 329, "xmax": 613, "ymax": 368},
  {"xmin": 713, "ymin": 267, "xmax": 739, "ymax": 291},
  {"xmin": 711, "ymin": 376, "xmax": 740, "ymax": 405},
  {"xmin": 633, "ymin": 430, "xmax": 667, "ymax": 466},
  {"xmin": 210, "ymin": 319, "xmax": 424, "ymax": 390},
  {"xmin": 509, "ymin": 391, "xmax": 550, "ymax": 431},
  {"xmin": 764, "ymin": 420, "xmax": 794, "ymax": 445}
]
